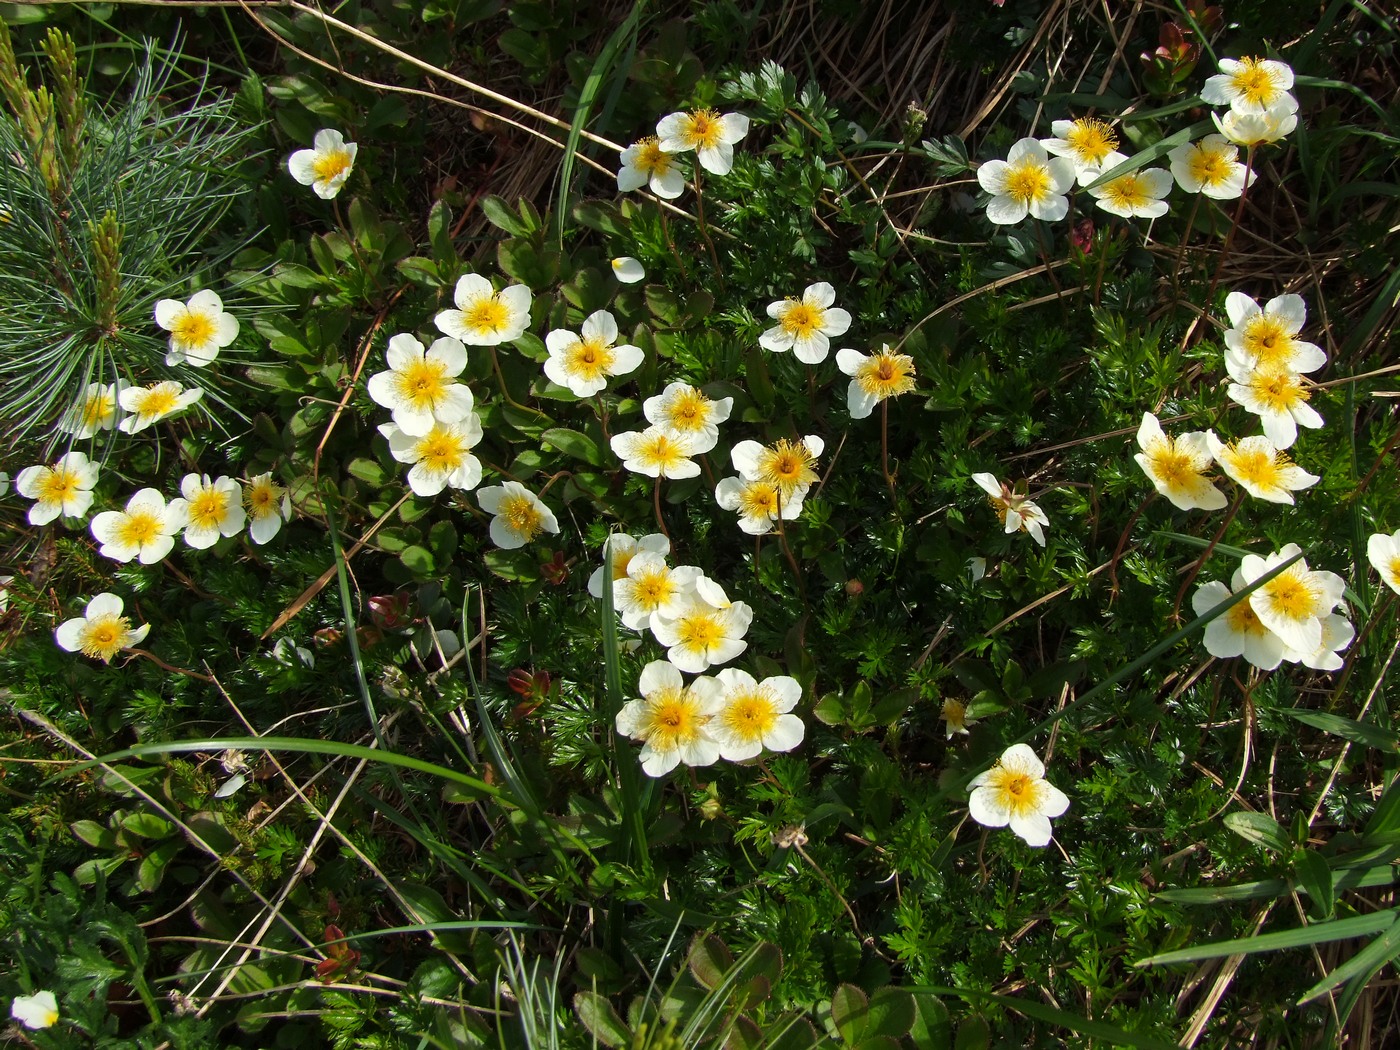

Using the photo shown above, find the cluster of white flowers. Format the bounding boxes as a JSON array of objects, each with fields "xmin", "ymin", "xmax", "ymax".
[{"xmin": 616, "ymin": 108, "xmax": 751, "ymax": 198}]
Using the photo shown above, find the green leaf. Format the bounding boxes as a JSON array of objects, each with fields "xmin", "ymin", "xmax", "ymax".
[
  {"xmin": 1282, "ymin": 709, "xmax": 1399, "ymax": 752},
  {"xmin": 687, "ymin": 932, "xmax": 734, "ymax": 991},
  {"xmin": 71, "ymin": 819, "xmax": 116, "ymax": 849},
  {"xmin": 572, "ymin": 200, "xmax": 627, "ymax": 237},
  {"xmin": 137, "ymin": 840, "xmax": 180, "ymax": 892},
  {"xmin": 1365, "ymin": 773, "xmax": 1400, "ymax": 843},
  {"xmin": 399, "ymin": 545, "xmax": 435, "ymax": 575},
  {"xmin": 953, "ymin": 1015, "xmax": 990, "ymax": 1050},
  {"xmin": 562, "ymin": 266, "xmax": 608, "ymax": 312},
  {"xmin": 542, "ymin": 427, "xmax": 603, "ymax": 466},
  {"xmin": 498, "ymin": 237, "xmax": 560, "ymax": 289},
  {"xmin": 1136, "ymin": 912, "xmax": 1398, "ymax": 967},
  {"xmin": 724, "ymin": 1015, "xmax": 765, "ymax": 1050},
  {"xmin": 347, "ymin": 457, "xmax": 387, "ymax": 485},
  {"xmin": 813, "ymin": 692, "xmax": 845, "ymax": 726},
  {"xmin": 480, "ymin": 194, "xmax": 529, "ymax": 236},
  {"xmin": 1296, "ymin": 921, "xmax": 1400, "ymax": 1005},
  {"xmin": 1223, "ymin": 811, "xmax": 1290, "ymax": 853},
  {"xmin": 863, "ymin": 987, "xmax": 915, "ymax": 1039},
  {"xmin": 120, "ymin": 812, "xmax": 174, "ymax": 839},
  {"xmin": 829, "ymin": 983, "xmax": 869, "ymax": 1043},
  {"xmin": 909, "ymin": 986, "xmax": 1176, "ymax": 1049},
  {"xmin": 1294, "ymin": 850, "xmax": 1335, "ymax": 919},
  {"xmin": 908, "ymin": 991, "xmax": 951, "ymax": 1048},
  {"xmin": 573, "ymin": 991, "xmax": 631, "ymax": 1048},
  {"xmin": 428, "ymin": 199, "xmax": 456, "ymax": 268},
  {"xmin": 396, "ymin": 256, "xmax": 444, "ymax": 288}
]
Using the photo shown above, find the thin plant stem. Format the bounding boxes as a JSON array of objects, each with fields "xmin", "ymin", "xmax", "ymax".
[
  {"xmin": 881, "ymin": 399, "xmax": 896, "ymax": 504},
  {"xmin": 1188, "ymin": 146, "xmax": 1255, "ymax": 345},
  {"xmin": 1034, "ymin": 219, "xmax": 1066, "ymax": 310},
  {"xmin": 774, "ymin": 505, "xmax": 806, "ymax": 600},
  {"xmin": 691, "ymin": 168, "xmax": 722, "ymax": 277},
  {"xmin": 488, "ymin": 345, "xmax": 546, "ymax": 417},
  {"xmin": 657, "ymin": 206, "xmax": 689, "ymax": 282},
  {"xmin": 1173, "ymin": 490, "xmax": 1245, "ymax": 623},
  {"xmin": 652, "ymin": 475, "xmax": 669, "ymax": 540},
  {"xmin": 1172, "ymin": 192, "xmax": 1203, "ymax": 296},
  {"xmin": 127, "ymin": 648, "xmax": 215, "ymax": 683},
  {"xmin": 593, "ymin": 394, "xmax": 611, "ymax": 445}
]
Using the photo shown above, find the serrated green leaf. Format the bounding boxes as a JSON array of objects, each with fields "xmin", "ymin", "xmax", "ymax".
[
  {"xmin": 687, "ymin": 932, "xmax": 734, "ymax": 991},
  {"xmin": 400, "ymin": 545, "xmax": 435, "ymax": 575},
  {"xmin": 829, "ymin": 983, "xmax": 869, "ymax": 1043}
]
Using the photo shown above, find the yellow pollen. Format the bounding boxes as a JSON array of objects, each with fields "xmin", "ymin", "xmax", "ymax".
[
  {"xmin": 1149, "ymin": 444, "xmax": 1198, "ymax": 490},
  {"xmin": 190, "ymin": 488, "xmax": 229, "ymax": 529},
  {"xmin": 1389, "ymin": 556, "xmax": 1400, "ymax": 587},
  {"xmin": 311, "ymin": 148, "xmax": 352, "ymax": 184},
  {"xmin": 1065, "ymin": 119, "xmax": 1118, "ymax": 163},
  {"xmin": 464, "ymin": 297, "xmax": 511, "ymax": 335},
  {"xmin": 634, "ymin": 569, "xmax": 673, "ymax": 608},
  {"xmin": 756, "ymin": 439, "xmax": 817, "ymax": 496},
  {"xmin": 1242, "ymin": 316, "xmax": 1293, "ymax": 369},
  {"xmin": 247, "ymin": 483, "xmax": 282, "ymax": 518},
  {"xmin": 133, "ymin": 384, "xmax": 181, "ymax": 418},
  {"xmin": 566, "ymin": 338, "xmax": 614, "ymax": 380},
  {"xmin": 1226, "ymin": 600, "xmax": 1269, "ymax": 635},
  {"xmin": 678, "ymin": 612, "xmax": 723, "ymax": 650},
  {"xmin": 81, "ymin": 391, "xmax": 113, "ymax": 428},
  {"xmin": 721, "ymin": 689, "xmax": 779, "ymax": 740},
  {"xmin": 415, "ymin": 430, "xmax": 467, "ymax": 472},
  {"xmin": 36, "ymin": 468, "xmax": 80, "ymax": 505},
  {"xmin": 857, "ymin": 353, "xmax": 916, "ymax": 398},
  {"xmin": 985, "ymin": 764, "xmax": 1043, "ymax": 818},
  {"xmin": 1231, "ymin": 58, "xmax": 1279, "ymax": 107},
  {"xmin": 1229, "ymin": 447, "xmax": 1282, "ymax": 487},
  {"xmin": 685, "ymin": 109, "xmax": 724, "ymax": 150},
  {"xmin": 1190, "ymin": 147, "xmax": 1233, "ymax": 186},
  {"xmin": 80, "ymin": 613, "xmax": 131, "ymax": 660},
  {"xmin": 1004, "ymin": 161, "xmax": 1051, "ymax": 205},
  {"xmin": 1265, "ymin": 571, "xmax": 1317, "ymax": 620},
  {"xmin": 397, "ymin": 359, "xmax": 450, "ymax": 406},
  {"xmin": 118, "ymin": 510, "xmax": 161, "ymax": 547},
  {"xmin": 1251, "ymin": 371, "xmax": 1308, "ymax": 411},
  {"xmin": 171, "ymin": 311, "xmax": 215, "ymax": 348},
  {"xmin": 500, "ymin": 494, "xmax": 542, "ymax": 539},
  {"xmin": 739, "ymin": 482, "xmax": 780, "ymax": 519},
  {"xmin": 665, "ymin": 390, "xmax": 707, "ymax": 430},
  {"xmin": 1104, "ymin": 173, "xmax": 1151, "ymax": 209},
  {"xmin": 640, "ymin": 689, "xmax": 706, "ymax": 749},
  {"xmin": 780, "ymin": 302, "xmax": 823, "ymax": 338},
  {"xmin": 636, "ymin": 138, "xmax": 674, "ymax": 176}
]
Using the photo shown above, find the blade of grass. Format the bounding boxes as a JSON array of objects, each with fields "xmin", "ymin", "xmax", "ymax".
[
  {"xmin": 1136, "ymin": 911, "xmax": 1397, "ymax": 967},
  {"xmin": 1297, "ymin": 920, "xmax": 1400, "ymax": 1005},
  {"xmin": 908, "ymin": 985, "xmax": 1179, "ymax": 1049}
]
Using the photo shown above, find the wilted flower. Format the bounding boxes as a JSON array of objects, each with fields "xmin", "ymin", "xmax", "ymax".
[
  {"xmin": 1168, "ymin": 135, "xmax": 1254, "ymax": 199},
  {"xmin": 367, "ymin": 334, "xmax": 474, "ymax": 436},
  {"xmin": 117, "ymin": 381, "xmax": 203, "ymax": 434},
  {"xmin": 1132, "ymin": 413, "xmax": 1228, "ymax": 511},
  {"xmin": 288, "ymin": 129, "xmax": 358, "ymax": 199},
  {"xmin": 615, "ymin": 660, "xmax": 722, "ymax": 777},
  {"xmin": 942, "ymin": 698, "xmax": 976, "ymax": 739},
  {"xmin": 643, "ymin": 381, "xmax": 732, "ymax": 455},
  {"xmin": 656, "ymin": 109, "xmax": 750, "ymax": 176},
  {"xmin": 617, "ymin": 137, "xmax": 686, "ymax": 199},
  {"xmin": 55, "ymin": 593, "xmax": 149, "ymax": 663},
  {"xmin": 710, "ymin": 668, "xmax": 804, "ymax": 761},
  {"xmin": 90, "ymin": 488, "xmax": 187, "ymax": 563},
  {"xmin": 1201, "ymin": 56, "xmax": 1297, "ymax": 116},
  {"xmin": 434, "ymin": 273, "xmax": 532, "ymax": 346},
  {"xmin": 543, "ymin": 309, "xmax": 643, "ymax": 397},
  {"xmin": 155, "ymin": 290, "xmax": 239, "ymax": 367},
  {"xmin": 971, "ymin": 472, "xmax": 1049, "ymax": 546},
  {"xmin": 15, "ymin": 452, "xmax": 98, "ymax": 525},
  {"xmin": 759, "ymin": 282, "xmax": 852, "ymax": 365},
  {"xmin": 835, "ymin": 344, "xmax": 917, "ymax": 419},
  {"xmin": 478, "ymin": 481, "xmax": 560, "ymax": 549},
  {"xmin": 1205, "ymin": 433, "xmax": 1318, "ymax": 504},
  {"xmin": 968, "ymin": 743, "xmax": 1070, "ymax": 847},
  {"xmin": 976, "ymin": 138, "xmax": 1075, "ymax": 224},
  {"xmin": 168, "ymin": 474, "xmax": 246, "ymax": 549}
]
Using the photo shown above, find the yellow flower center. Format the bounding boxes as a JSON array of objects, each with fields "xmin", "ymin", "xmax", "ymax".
[
  {"xmin": 857, "ymin": 352, "xmax": 916, "ymax": 399},
  {"xmin": 636, "ymin": 137, "xmax": 676, "ymax": 177},
  {"xmin": 1241, "ymin": 315, "xmax": 1294, "ymax": 370},
  {"xmin": 171, "ymin": 310, "xmax": 216, "ymax": 348},
  {"xmin": 80, "ymin": 613, "xmax": 132, "ymax": 660},
  {"xmin": 312, "ymin": 148, "xmax": 353, "ymax": 185},
  {"xmin": 499, "ymin": 493, "xmax": 543, "ymax": 540},
  {"xmin": 942, "ymin": 699, "xmax": 968, "ymax": 731},
  {"xmin": 984, "ymin": 764, "xmax": 1044, "ymax": 819},
  {"xmin": 683, "ymin": 109, "xmax": 725, "ymax": 151},
  {"xmin": 779, "ymin": 301, "xmax": 824, "ymax": 338},
  {"xmin": 636, "ymin": 432, "xmax": 689, "ymax": 472},
  {"xmin": 1189, "ymin": 145, "xmax": 1234, "ymax": 187},
  {"xmin": 35, "ymin": 467, "xmax": 80, "ymax": 507},
  {"xmin": 246, "ymin": 480, "xmax": 284, "ymax": 519},
  {"xmin": 1250, "ymin": 370, "xmax": 1308, "ymax": 412},
  {"xmin": 755, "ymin": 439, "xmax": 818, "ymax": 497},
  {"xmin": 189, "ymin": 487, "xmax": 230, "ymax": 530},
  {"xmin": 676, "ymin": 610, "xmax": 724, "ymax": 651},
  {"xmin": 1389, "ymin": 556, "xmax": 1400, "ymax": 589},
  {"xmin": 737, "ymin": 481, "xmax": 781, "ymax": 520},
  {"xmin": 132, "ymin": 383, "xmax": 181, "ymax": 419},
  {"xmin": 464, "ymin": 297, "xmax": 511, "ymax": 336},
  {"xmin": 1226, "ymin": 599, "xmax": 1270, "ymax": 636},
  {"xmin": 1147, "ymin": 443, "xmax": 1198, "ymax": 492},
  {"xmin": 719, "ymin": 687, "xmax": 780, "ymax": 743},
  {"xmin": 395, "ymin": 357, "xmax": 452, "ymax": 409},
  {"xmin": 1065, "ymin": 119, "xmax": 1118, "ymax": 164},
  {"xmin": 117, "ymin": 510, "xmax": 162, "ymax": 548},
  {"xmin": 1003, "ymin": 160, "xmax": 1051, "ymax": 205},
  {"xmin": 632, "ymin": 566, "xmax": 675, "ymax": 610},
  {"xmin": 1102, "ymin": 173, "xmax": 1154, "ymax": 211},
  {"xmin": 1262, "ymin": 570, "xmax": 1318, "ymax": 621},
  {"xmin": 565, "ymin": 337, "xmax": 616, "ymax": 382},
  {"xmin": 1227, "ymin": 446, "xmax": 1284, "ymax": 489},
  {"xmin": 662, "ymin": 388, "xmax": 709, "ymax": 432},
  {"xmin": 638, "ymin": 687, "xmax": 707, "ymax": 751},
  {"xmin": 414, "ymin": 427, "xmax": 469, "ymax": 474},
  {"xmin": 80, "ymin": 390, "xmax": 114, "ymax": 429},
  {"xmin": 1230, "ymin": 57, "xmax": 1281, "ymax": 108}
]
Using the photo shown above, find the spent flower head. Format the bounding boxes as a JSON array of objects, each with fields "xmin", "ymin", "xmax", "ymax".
[
  {"xmin": 971, "ymin": 472, "xmax": 1049, "ymax": 546},
  {"xmin": 288, "ymin": 129, "xmax": 358, "ymax": 199}
]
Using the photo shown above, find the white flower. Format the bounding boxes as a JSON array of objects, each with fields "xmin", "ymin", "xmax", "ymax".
[
  {"xmin": 1240, "ymin": 544, "xmax": 1347, "ymax": 655},
  {"xmin": 10, "ymin": 990, "xmax": 59, "ymax": 1030},
  {"xmin": 154, "ymin": 290, "xmax": 239, "ymax": 367},
  {"xmin": 58, "ymin": 381, "xmax": 125, "ymax": 437},
  {"xmin": 611, "ymin": 256, "xmax": 646, "ymax": 283},
  {"xmin": 1368, "ymin": 530, "xmax": 1400, "ymax": 595},
  {"xmin": 54, "ymin": 593, "xmax": 149, "ymax": 663},
  {"xmin": 971, "ymin": 472, "xmax": 1049, "ymax": 546},
  {"xmin": 1040, "ymin": 117, "xmax": 1121, "ymax": 181},
  {"xmin": 1088, "ymin": 166, "xmax": 1173, "ymax": 219},
  {"xmin": 543, "ymin": 309, "xmax": 643, "ymax": 397},
  {"xmin": 942, "ymin": 698, "xmax": 976, "ymax": 739},
  {"xmin": 835, "ymin": 345, "xmax": 917, "ymax": 419},
  {"xmin": 616, "ymin": 137, "xmax": 687, "ymax": 199},
  {"xmin": 117, "ymin": 381, "xmax": 203, "ymax": 434},
  {"xmin": 380, "ymin": 417, "xmax": 484, "ymax": 497},
  {"xmin": 967, "ymin": 743, "xmax": 1070, "ymax": 847},
  {"xmin": 615, "ymin": 660, "xmax": 722, "ymax": 776},
  {"xmin": 1168, "ymin": 135, "xmax": 1254, "ymax": 199},
  {"xmin": 1205, "ymin": 433, "xmax": 1318, "ymax": 504},
  {"xmin": 244, "ymin": 472, "xmax": 291, "ymax": 544},
  {"xmin": 0, "ymin": 575, "xmax": 12, "ymax": 614},
  {"xmin": 612, "ymin": 552, "xmax": 700, "ymax": 631},
  {"xmin": 1132, "ymin": 413, "xmax": 1228, "ymax": 511},
  {"xmin": 643, "ymin": 381, "xmax": 732, "ymax": 455},
  {"xmin": 1192, "ymin": 572, "xmax": 1286, "ymax": 671},
  {"xmin": 15, "ymin": 452, "xmax": 98, "ymax": 525},
  {"xmin": 650, "ymin": 576, "xmax": 753, "ymax": 673},
  {"xmin": 759, "ymin": 282, "xmax": 852, "ymax": 365},
  {"xmin": 715, "ymin": 476, "xmax": 800, "ymax": 535},
  {"xmin": 1201, "ymin": 57, "xmax": 1297, "ymax": 116},
  {"xmin": 1282, "ymin": 613, "xmax": 1354, "ymax": 672},
  {"xmin": 610, "ymin": 426, "xmax": 700, "ymax": 479},
  {"xmin": 367, "ymin": 334, "xmax": 474, "ymax": 436},
  {"xmin": 90, "ymin": 488, "xmax": 187, "ymax": 563},
  {"xmin": 656, "ymin": 109, "xmax": 750, "ymax": 176},
  {"xmin": 731, "ymin": 435, "xmax": 823, "ymax": 502},
  {"xmin": 478, "ymin": 481, "xmax": 560, "ymax": 549},
  {"xmin": 435, "ymin": 273, "xmax": 532, "ymax": 346},
  {"xmin": 1225, "ymin": 358, "xmax": 1323, "ymax": 449},
  {"xmin": 168, "ymin": 474, "xmax": 246, "ymax": 549},
  {"xmin": 976, "ymin": 138, "xmax": 1075, "ymax": 224},
  {"xmin": 1212, "ymin": 104, "xmax": 1298, "ymax": 147},
  {"xmin": 587, "ymin": 532, "xmax": 670, "ymax": 600},
  {"xmin": 288, "ymin": 129, "xmax": 358, "ymax": 199},
  {"xmin": 710, "ymin": 668, "xmax": 804, "ymax": 761},
  {"xmin": 1223, "ymin": 292, "xmax": 1326, "ymax": 374}
]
